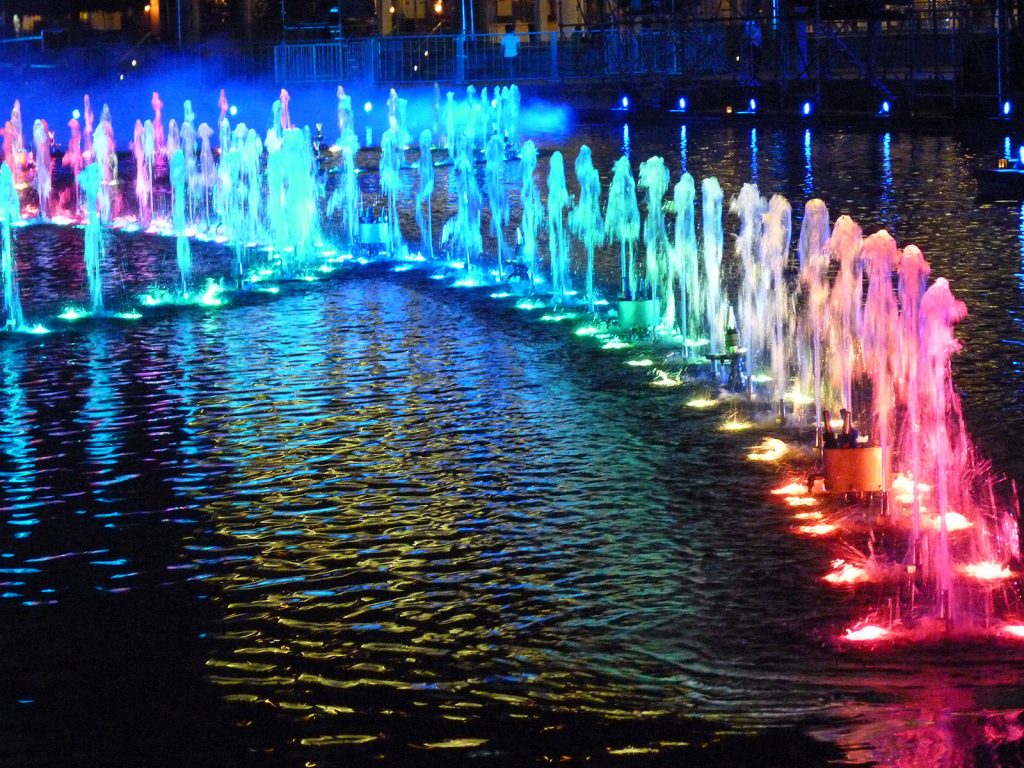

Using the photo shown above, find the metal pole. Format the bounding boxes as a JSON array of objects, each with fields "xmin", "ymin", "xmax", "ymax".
[{"xmin": 996, "ymin": 0, "xmax": 1003, "ymax": 111}]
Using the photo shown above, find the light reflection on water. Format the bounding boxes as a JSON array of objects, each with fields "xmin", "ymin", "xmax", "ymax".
[{"xmin": 1, "ymin": 123, "xmax": 1024, "ymax": 765}]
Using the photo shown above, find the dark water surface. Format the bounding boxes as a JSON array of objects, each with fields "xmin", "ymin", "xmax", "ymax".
[{"xmin": 2, "ymin": 120, "xmax": 1024, "ymax": 767}]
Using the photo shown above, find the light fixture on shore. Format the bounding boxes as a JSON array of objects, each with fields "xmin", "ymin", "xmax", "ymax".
[{"xmin": 802, "ymin": 101, "xmax": 812, "ymax": 116}]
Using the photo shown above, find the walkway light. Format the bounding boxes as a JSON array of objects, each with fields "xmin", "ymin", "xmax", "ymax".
[{"xmin": 802, "ymin": 101, "xmax": 812, "ymax": 116}]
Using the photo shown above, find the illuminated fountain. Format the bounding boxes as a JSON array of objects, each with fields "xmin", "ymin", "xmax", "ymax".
[
  {"xmin": 518, "ymin": 140, "xmax": 541, "ymax": 285},
  {"xmin": 546, "ymin": 150, "xmax": 570, "ymax": 302},
  {"xmin": 485, "ymin": 133, "xmax": 508, "ymax": 276},
  {"xmin": 568, "ymin": 145, "xmax": 604, "ymax": 312},
  {"xmin": 0, "ymin": 162, "xmax": 21, "ymax": 329},
  {"xmin": 415, "ymin": 128, "xmax": 434, "ymax": 260},
  {"xmin": 32, "ymin": 119, "xmax": 50, "ymax": 220}
]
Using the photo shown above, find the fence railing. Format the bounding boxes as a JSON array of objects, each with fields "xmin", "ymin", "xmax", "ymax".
[{"xmin": 273, "ymin": 20, "xmax": 1015, "ymax": 103}]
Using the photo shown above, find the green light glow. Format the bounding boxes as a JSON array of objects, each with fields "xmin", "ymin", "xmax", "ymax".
[
  {"xmin": 27, "ymin": 324, "xmax": 50, "ymax": 334},
  {"xmin": 114, "ymin": 310, "xmax": 143, "ymax": 320},
  {"xmin": 139, "ymin": 289, "xmax": 174, "ymax": 307},
  {"xmin": 574, "ymin": 325, "xmax": 600, "ymax": 336},
  {"xmin": 198, "ymin": 280, "xmax": 226, "ymax": 307},
  {"xmin": 539, "ymin": 313, "xmax": 579, "ymax": 322},
  {"xmin": 684, "ymin": 338, "xmax": 710, "ymax": 348},
  {"xmin": 58, "ymin": 307, "xmax": 88, "ymax": 321},
  {"xmin": 751, "ymin": 373, "xmax": 773, "ymax": 384},
  {"xmin": 489, "ymin": 291, "xmax": 511, "ymax": 299},
  {"xmin": 626, "ymin": 359, "xmax": 654, "ymax": 367}
]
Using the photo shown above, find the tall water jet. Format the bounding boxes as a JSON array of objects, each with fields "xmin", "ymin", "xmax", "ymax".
[
  {"xmin": 701, "ymin": 178, "xmax": 725, "ymax": 353},
  {"xmin": 151, "ymin": 92, "xmax": 165, "ymax": 157},
  {"xmin": 63, "ymin": 118, "xmax": 83, "ymax": 211},
  {"xmin": 242, "ymin": 128, "xmax": 263, "ymax": 244},
  {"xmin": 568, "ymin": 145, "xmax": 604, "ymax": 312},
  {"xmin": 638, "ymin": 156, "xmax": 671, "ymax": 318},
  {"xmin": 379, "ymin": 127, "xmax": 403, "ymax": 258},
  {"xmin": 546, "ymin": 151, "xmax": 571, "ymax": 302},
  {"xmin": 170, "ymin": 149, "xmax": 191, "ymax": 296},
  {"xmin": 198, "ymin": 123, "xmax": 216, "ymax": 228},
  {"xmin": 761, "ymin": 194, "xmax": 793, "ymax": 407},
  {"xmin": 519, "ymin": 140, "xmax": 541, "ymax": 287},
  {"xmin": 78, "ymin": 162, "xmax": 105, "ymax": 313},
  {"xmin": 445, "ymin": 131, "xmax": 483, "ymax": 277},
  {"xmin": 180, "ymin": 104, "xmax": 197, "ymax": 226},
  {"xmin": 83, "ymin": 94, "xmax": 94, "ymax": 155},
  {"xmin": 132, "ymin": 120, "xmax": 151, "ymax": 228},
  {"xmin": 731, "ymin": 183, "xmax": 767, "ymax": 390},
  {"xmin": 895, "ymin": 244, "xmax": 930, "ymax": 553},
  {"xmin": 672, "ymin": 172, "xmax": 698, "ymax": 351},
  {"xmin": 606, "ymin": 156, "xmax": 640, "ymax": 300},
  {"xmin": 337, "ymin": 86, "xmax": 357, "ymax": 148},
  {"xmin": 445, "ymin": 91, "xmax": 456, "ymax": 163},
  {"xmin": 827, "ymin": 215, "xmax": 864, "ymax": 410},
  {"xmin": 32, "ymin": 119, "xmax": 50, "ymax": 220},
  {"xmin": 861, "ymin": 229, "xmax": 900, "ymax": 486},
  {"xmin": 143, "ymin": 120, "xmax": 155, "ymax": 222},
  {"xmin": 328, "ymin": 133, "xmax": 359, "ymax": 247},
  {"xmin": 485, "ymin": 133, "xmax": 509, "ymax": 276},
  {"xmin": 0, "ymin": 163, "xmax": 21, "ymax": 330},
  {"xmin": 796, "ymin": 199, "xmax": 831, "ymax": 430},
  {"xmin": 416, "ymin": 129, "xmax": 434, "ymax": 259},
  {"xmin": 91, "ymin": 121, "xmax": 112, "ymax": 225}
]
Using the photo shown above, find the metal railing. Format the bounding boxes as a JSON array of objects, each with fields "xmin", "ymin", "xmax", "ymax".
[{"xmin": 265, "ymin": 16, "xmax": 1019, "ymax": 105}]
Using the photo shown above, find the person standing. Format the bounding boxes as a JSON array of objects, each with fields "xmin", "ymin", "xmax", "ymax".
[{"xmin": 502, "ymin": 25, "xmax": 520, "ymax": 81}]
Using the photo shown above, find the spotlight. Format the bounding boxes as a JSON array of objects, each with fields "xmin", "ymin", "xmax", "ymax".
[
  {"xmin": 72, "ymin": 108, "xmax": 80, "ymax": 120},
  {"xmin": 749, "ymin": 98, "xmax": 757, "ymax": 112},
  {"xmin": 229, "ymin": 105, "xmax": 238, "ymax": 117},
  {"xmin": 802, "ymin": 101, "xmax": 812, "ymax": 116},
  {"xmin": 363, "ymin": 101, "xmax": 373, "ymax": 113},
  {"xmin": 678, "ymin": 97, "xmax": 687, "ymax": 111},
  {"xmin": 131, "ymin": 59, "xmax": 137, "ymax": 67},
  {"xmin": 880, "ymin": 100, "xmax": 890, "ymax": 115},
  {"xmin": 1003, "ymin": 100, "xmax": 1012, "ymax": 116},
  {"xmin": 119, "ymin": 73, "xmax": 125, "ymax": 81},
  {"xmin": 1019, "ymin": 145, "xmax": 1024, "ymax": 165},
  {"xmin": 620, "ymin": 95, "xmax": 630, "ymax": 109}
]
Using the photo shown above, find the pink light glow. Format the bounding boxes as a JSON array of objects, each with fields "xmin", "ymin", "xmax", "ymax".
[
  {"xmin": 824, "ymin": 559, "xmax": 871, "ymax": 585},
  {"xmin": 797, "ymin": 523, "xmax": 838, "ymax": 536},
  {"xmin": 923, "ymin": 511, "xmax": 973, "ymax": 532},
  {"xmin": 772, "ymin": 482, "xmax": 807, "ymax": 496},
  {"xmin": 959, "ymin": 561, "xmax": 1016, "ymax": 581},
  {"xmin": 785, "ymin": 496, "xmax": 818, "ymax": 507},
  {"xmin": 793, "ymin": 511, "xmax": 824, "ymax": 520},
  {"xmin": 1001, "ymin": 624, "xmax": 1024, "ymax": 639},
  {"xmin": 844, "ymin": 624, "xmax": 890, "ymax": 642}
]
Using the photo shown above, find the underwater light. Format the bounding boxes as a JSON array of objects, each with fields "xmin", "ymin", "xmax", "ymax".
[
  {"xmin": 746, "ymin": 437, "xmax": 788, "ymax": 462},
  {"xmin": 198, "ymin": 280, "xmax": 225, "ymax": 307},
  {"xmin": 27, "ymin": 324, "xmax": 50, "ymax": 335},
  {"xmin": 602, "ymin": 339, "xmax": 632, "ymax": 350},
  {"xmin": 771, "ymin": 482, "xmax": 806, "ymax": 496},
  {"xmin": 573, "ymin": 325, "xmax": 600, "ymax": 336},
  {"xmin": 620, "ymin": 96, "xmax": 629, "ymax": 109},
  {"xmin": 1003, "ymin": 100, "xmax": 1012, "ymax": 116},
  {"xmin": 489, "ymin": 291, "xmax": 511, "ymax": 299},
  {"xmin": 1002, "ymin": 624, "xmax": 1024, "ymax": 638},
  {"xmin": 58, "ymin": 307, "xmax": 87, "ymax": 321},
  {"xmin": 626, "ymin": 359, "xmax": 654, "ymax": 367},
  {"xmin": 114, "ymin": 310, "xmax": 142, "ymax": 320},
  {"xmin": 823, "ymin": 561, "xmax": 870, "ymax": 585},
  {"xmin": 686, "ymin": 398, "xmax": 717, "ymax": 409},
  {"xmin": 677, "ymin": 97, "xmax": 687, "ymax": 111},
  {"xmin": 802, "ymin": 101, "xmax": 812, "ymax": 116},
  {"xmin": 843, "ymin": 624, "xmax": 889, "ymax": 642},
  {"xmin": 749, "ymin": 98, "xmax": 757, "ymax": 112},
  {"xmin": 960, "ymin": 561, "xmax": 1016, "ymax": 581},
  {"xmin": 880, "ymin": 100, "xmax": 891, "ymax": 115},
  {"xmin": 720, "ymin": 418, "xmax": 752, "ymax": 432},
  {"xmin": 797, "ymin": 523, "xmax": 837, "ymax": 536}
]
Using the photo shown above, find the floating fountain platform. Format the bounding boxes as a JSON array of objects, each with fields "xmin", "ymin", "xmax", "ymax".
[{"xmin": 822, "ymin": 447, "xmax": 883, "ymax": 493}]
